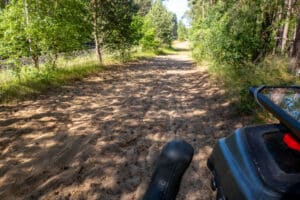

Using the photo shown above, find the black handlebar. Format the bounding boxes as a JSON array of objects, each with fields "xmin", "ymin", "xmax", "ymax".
[
  {"xmin": 143, "ymin": 139, "xmax": 194, "ymax": 200},
  {"xmin": 249, "ymin": 86, "xmax": 300, "ymax": 140}
]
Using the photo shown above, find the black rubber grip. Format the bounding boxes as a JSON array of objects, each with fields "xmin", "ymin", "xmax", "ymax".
[{"xmin": 143, "ymin": 139, "xmax": 194, "ymax": 200}]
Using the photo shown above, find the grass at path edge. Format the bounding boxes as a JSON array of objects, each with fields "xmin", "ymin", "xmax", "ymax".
[{"xmin": 0, "ymin": 48, "xmax": 178, "ymax": 104}]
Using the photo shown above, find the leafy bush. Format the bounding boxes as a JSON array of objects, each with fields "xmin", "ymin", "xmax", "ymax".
[
  {"xmin": 140, "ymin": 0, "xmax": 176, "ymax": 50},
  {"xmin": 140, "ymin": 18, "xmax": 160, "ymax": 50},
  {"xmin": 0, "ymin": 0, "xmax": 91, "ymax": 69},
  {"xmin": 191, "ymin": 1, "xmax": 273, "ymax": 64},
  {"xmin": 209, "ymin": 56, "xmax": 296, "ymax": 112},
  {"xmin": 177, "ymin": 20, "xmax": 188, "ymax": 41},
  {"xmin": 0, "ymin": 60, "xmax": 102, "ymax": 103},
  {"xmin": 190, "ymin": 0, "xmax": 298, "ymax": 112}
]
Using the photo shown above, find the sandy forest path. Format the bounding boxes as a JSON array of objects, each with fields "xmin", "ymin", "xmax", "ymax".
[{"xmin": 0, "ymin": 49, "xmax": 249, "ymax": 200}]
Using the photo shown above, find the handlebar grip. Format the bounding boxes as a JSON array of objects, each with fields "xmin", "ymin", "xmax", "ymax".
[{"xmin": 143, "ymin": 139, "xmax": 194, "ymax": 200}]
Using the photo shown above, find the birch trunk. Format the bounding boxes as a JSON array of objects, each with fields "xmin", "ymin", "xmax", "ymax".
[
  {"xmin": 290, "ymin": 14, "xmax": 300, "ymax": 73},
  {"xmin": 281, "ymin": 0, "xmax": 293, "ymax": 53},
  {"xmin": 91, "ymin": 0, "xmax": 103, "ymax": 65},
  {"xmin": 24, "ymin": 0, "xmax": 39, "ymax": 69}
]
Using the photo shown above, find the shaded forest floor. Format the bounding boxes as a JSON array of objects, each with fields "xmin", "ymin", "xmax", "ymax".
[{"xmin": 0, "ymin": 45, "xmax": 251, "ymax": 200}]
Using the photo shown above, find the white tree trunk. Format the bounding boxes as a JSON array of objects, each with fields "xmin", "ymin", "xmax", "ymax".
[
  {"xmin": 290, "ymin": 14, "xmax": 300, "ymax": 73},
  {"xmin": 92, "ymin": 0, "xmax": 102, "ymax": 65},
  {"xmin": 281, "ymin": 0, "xmax": 293, "ymax": 53}
]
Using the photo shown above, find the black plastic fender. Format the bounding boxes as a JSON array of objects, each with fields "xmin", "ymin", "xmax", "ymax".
[{"xmin": 143, "ymin": 139, "xmax": 194, "ymax": 200}]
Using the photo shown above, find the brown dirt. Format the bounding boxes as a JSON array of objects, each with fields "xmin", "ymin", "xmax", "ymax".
[{"xmin": 0, "ymin": 51, "xmax": 250, "ymax": 200}]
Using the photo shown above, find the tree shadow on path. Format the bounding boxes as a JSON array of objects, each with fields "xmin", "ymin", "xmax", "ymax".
[{"xmin": 0, "ymin": 53, "xmax": 251, "ymax": 200}]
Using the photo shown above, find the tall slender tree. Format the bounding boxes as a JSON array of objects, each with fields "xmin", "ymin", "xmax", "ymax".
[
  {"xmin": 281, "ymin": 0, "xmax": 293, "ymax": 53},
  {"xmin": 291, "ymin": 13, "xmax": 300, "ymax": 72},
  {"xmin": 189, "ymin": 0, "xmax": 300, "ymax": 63},
  {"xmin": 90, "ymin": 0, "xmax": 137, "ymax": 62},
  {"xmin": 91, "ymin": 0, "xmax": 102, "ymax": 64}
]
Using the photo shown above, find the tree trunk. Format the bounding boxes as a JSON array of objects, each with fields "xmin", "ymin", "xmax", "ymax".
[
  {"xmin": 49, "ymin": 53, "xmax": 58, "ymax": 68},
  {"xmin": 281, "ymin": 0, "xmax": 293, "ymax": 53},
  {"xmin": 0, "ymin": 0, "xmax": 9, "ymax": 8},
  {"xmin": 24, "ymin": 0, "xmax": 40, "ymax": 69},
  {"xmin": 210, "ymin": 0, "xmax": 216, "ymax": 5},
  {"xmin": 290, "ymin": 14, "xmax": 300, "ymax": 73},
  {"xmin": 256, "ymin": 10, "xmax": 275, "ymax": 60},
  {"xmin": 91, "ymin": 0, "xmax": 102, "ymax": 65},
  {"xmin": 273, "ymin": 6, "xmax": 283, "ymax": 55},
  {"xmin": 290, "ymin": 26, "xmax": 297, "ymax": 56},
  {"xmin": 32, "ymin": 55, "xmax": 39, "ymax": 69},
  {"xmin": 202, "ymin": 1, "xmax": 205, "ymax": 18},
  {"xmin": 94, "ymin": 36, "xmax": 103, "ymax": 65}
]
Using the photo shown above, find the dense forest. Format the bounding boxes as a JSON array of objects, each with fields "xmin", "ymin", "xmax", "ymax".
[
  {"xmin": 0, "ymin": 0, "xmax": 177, "ymax": 70},
  {"xmin": 0, "ymin": 0, "xmax": 179, "ymax": 102},
  {"xmin": 189, "ymin": 0, "xmax": 300, "ymax": 66},
  {"xmin": 189, "ymin": 0, "xmax": 300, "ymax": 109},
  {"xmin": 1, "ymin": 0, "xmax": 300, "ymax": 109}
]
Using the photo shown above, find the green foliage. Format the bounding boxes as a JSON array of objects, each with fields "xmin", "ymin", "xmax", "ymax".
[
  {"xmin": 209, "ymin": 56, "xmax": 295, "ymax": 112},
  {"xmin": 134, "ymin": 0, "xmax": 152, "ymax": 16},
  {"xmin": 0, "ymin": 0, "xmax": 179, "ymax": 103},
  {"xmin": 189, "ymin": 0, "xmax": 298, "ymax": 110},
  {"xmin": 0, "ymin": 45, "xmax": 173, "ymax": 103},
  {"xmin": 0, "ymin": 61, "xmax": 102, "ymax": 103},
  {"xmin": 177, "ymin": 20, "xmax": 188, "ymax": 41},
  {"xmin": 0, "ymin": 0, "xmax": 91, "ymax": 70},
  {"xmin": 36, "ymin": 0, "xmax": 92, "ymax": 55},
  {"xmin": 95, "ymin": 0, "xmax": 137, "ymax": 61},
  {"xmin": 171, "ymin": 14, "xmax": 178, "ymax": 40},
  {"xmin": 141, "ymin": 0, "xmax": 176, "ymax": 49},
  {"xmin": 0, "ymin": 1, "xmax": 9, "ymax": 9},
  {"xmin": 0, "ymin": 0, "xmax": 175, "ymax": 67},
  {"xmin": 131, "ymin": 15, "xmax": 144, "ymax": 45},
  {"xmin": 189, "ymin": 0, "xmax": 294, "ymax": 64},
  {"xmin": 140, "ymin": 16, "xmax": 160, "ymax": 50},
  {"xmin": 0, "ymin": 1, "xmax": 29, "ymax": 60}
]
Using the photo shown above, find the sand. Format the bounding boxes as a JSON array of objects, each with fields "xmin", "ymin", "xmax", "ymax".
[{"xmin": 0, "ymin": 49, "xmax": 249, "ymax": 200}]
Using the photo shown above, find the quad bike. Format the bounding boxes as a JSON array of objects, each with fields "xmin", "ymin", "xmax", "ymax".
[{"xmin": 143, "ymin": 86, "xmax": 300, "ymax": 200}]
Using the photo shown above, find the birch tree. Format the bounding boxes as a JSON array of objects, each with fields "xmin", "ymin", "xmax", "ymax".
[
  {"xmin": 0, "ymin": 0, "xmax": 91, "ymax": 69},
  {"xmin": 291, "ymin": 13, "xmax": 300, "ymax": 72},
  {"xmin": 91, "ymin": 0, "xmax": 137, "ymax": 62},
  {"xmin": 281, "ymin": 0, "xmax": 293, "ymax": 53}
]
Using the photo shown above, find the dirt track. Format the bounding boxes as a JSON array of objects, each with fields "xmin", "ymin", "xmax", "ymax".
[{"xmin": 0, "ymin": 50, "xmax": 249, "ymax": 200}]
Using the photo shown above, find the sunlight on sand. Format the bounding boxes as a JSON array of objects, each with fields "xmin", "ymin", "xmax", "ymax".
[{"xmin": 0, "ymin": 49, "xmax": 249, "ymax": 199}]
